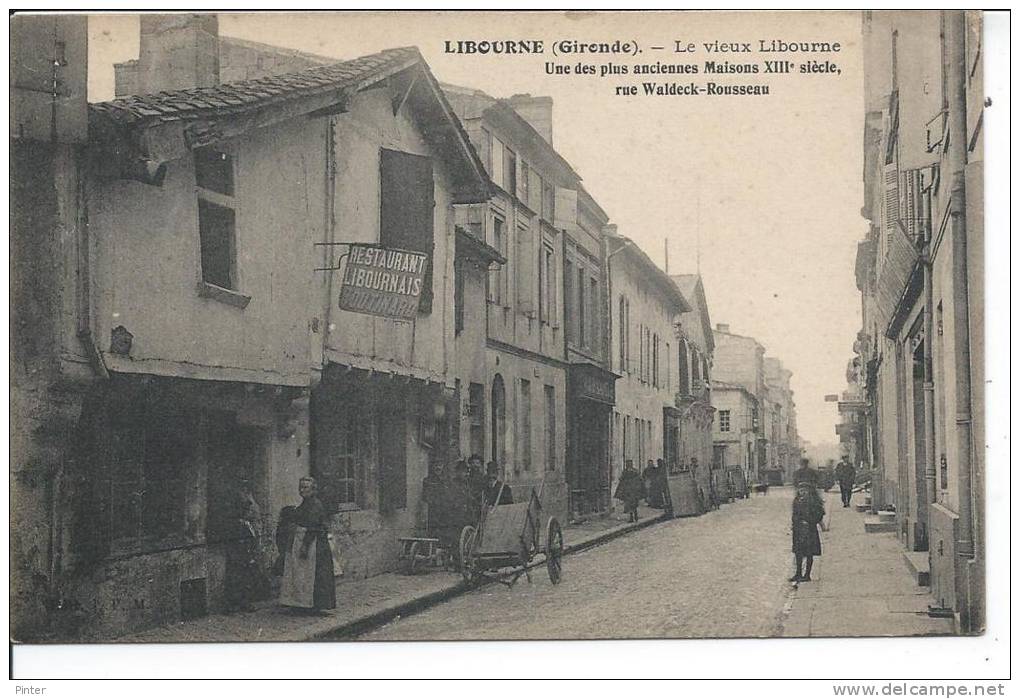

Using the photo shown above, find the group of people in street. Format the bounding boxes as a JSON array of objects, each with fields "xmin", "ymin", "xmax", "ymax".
[
  {"xmin": 422, "ymin": 454, "xmax": 513, "ymax": 557},
  {"xmin": 220, "ymin": 456, "xmax": 516, "ymax": 617},
  {"xmin": 613, "ymin": 459, "xmax": 671, "ymax": 523}
]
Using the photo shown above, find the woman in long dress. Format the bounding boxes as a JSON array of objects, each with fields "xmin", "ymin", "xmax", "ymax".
[{"xmin": 279, "ymin": 477, "xmax": 336, "ymax": 612}]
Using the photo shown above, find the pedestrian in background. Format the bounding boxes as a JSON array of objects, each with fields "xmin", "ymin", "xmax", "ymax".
[
  {"xmin": 835, "ymin": 457, "xmax": 856, "ymax": 508},
  {"xmin": 423, "ymin": 459, "xmax": 456, "ymax": 548},
  {"xmin": 484, "ymin": 461, "xmax": 513, "ymax": 506},
  {"xmin": 790, "ymin": 482, "xmax": 824, "ymax": 582},
  {"xmin": 467, "ymin": 454, "xmax": 486, "ymax": 513},
  {"xmin": 643, "ymin": 459, "xmax": 666, "ymax": 509},
  {"xmin": 792, "ymin": 458, "xmax": 819, "ymax": 490},
  {"xmin": 615, "ymin": 461, "xmax": 644, "ymax": 522}
]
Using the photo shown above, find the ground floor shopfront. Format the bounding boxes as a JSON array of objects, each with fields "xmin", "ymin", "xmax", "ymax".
[
  {"xmin": 310, "ymin": 363, "xmax": 457, "ymax": 581},
  {"xmin": 566, "ymin": 363, "xmax": 617, "ymax": 519},
  {"xmin": 25, "ymin": 373, "xmax": 307, "ymax": 640}
]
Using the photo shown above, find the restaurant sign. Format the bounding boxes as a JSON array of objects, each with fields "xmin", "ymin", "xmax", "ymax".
[{"xmin": 337, "ymin": 244, "xmax": 429, "ymax": 320}]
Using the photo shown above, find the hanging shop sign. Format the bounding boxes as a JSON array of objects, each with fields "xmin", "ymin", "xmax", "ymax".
[{"xmin": 337, "ymin": 244, "xmax": 429, "ymax": 320}]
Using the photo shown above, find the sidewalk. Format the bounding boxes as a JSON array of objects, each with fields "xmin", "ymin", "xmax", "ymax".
[
  {"xmin": 779, "ymin": 490, "xmax": 955, "ymax": 637},
  {"xmin": 117, "ymin": 504, "xmax": 668, "ymax": 643}
]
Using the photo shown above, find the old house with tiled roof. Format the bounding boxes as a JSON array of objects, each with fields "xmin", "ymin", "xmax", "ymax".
[{"xmin": 12, "ymin": 14, "xmax": 492, "ymax": 640}]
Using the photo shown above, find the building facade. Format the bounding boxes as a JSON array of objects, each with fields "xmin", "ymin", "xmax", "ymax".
[
  {"xmin": 671, "ymin": 274, "xmax": 716, "ymax": 512},
  {"xmin": 711, "ymin": 324, "xmax": 767, "ymax": 484},
  {"xmin": 444, "ymin": 86, "xmax": 617, "ymax": 521},
  {"xmin": 850, "ymin": 10, "xmax": 984, "ymax": 633},
  {"xmin": 606, "ymin": 235, "xmax": 692, "ymax": 514}
]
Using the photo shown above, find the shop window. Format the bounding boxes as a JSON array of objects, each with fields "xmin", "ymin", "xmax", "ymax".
[
  {"xmin": 103, "ymin": 400, "xmax": 194, "ymax": 554},
  {"xmin": 380, "ymin": 148, "xmax": 435, "ymax": 314}
]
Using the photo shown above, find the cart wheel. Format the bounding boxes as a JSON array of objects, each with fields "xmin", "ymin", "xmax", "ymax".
[
  {"xmin": 459, "ymin": 526, "xmax": 477, "ymax": 583},
  {"xmin": 405, "ymin": 540, "xmax": 420, "ymax": 576},
  {"xmin": 545, "ymin": 517, "xmax": 564, "ymax": 585}
]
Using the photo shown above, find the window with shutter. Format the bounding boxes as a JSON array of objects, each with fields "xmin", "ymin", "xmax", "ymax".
[
  {"xmin": 517, "ymin": 221, "xmax": 535, "ymax": 315},
  {"xmin": 883, "ymin": 162, "xmax": 900, "ymax": 255},
  {"xmin": 379, "ymin": 148, "xmax": 435, "ymax": 314},
  {"xmin": 491, "ymin": 137, "xmax": 505, "ymax": 190}
]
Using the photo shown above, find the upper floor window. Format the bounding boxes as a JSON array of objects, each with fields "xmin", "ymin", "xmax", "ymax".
[
  {"xmin": 541, "ymin": 180, "xmax": 555, "ymax": 222},
  {"xmin": 195, "ymin": 148, "xmax": 237, "ymax": 291},
  {"xmin": 504, "ymin": 147, "xmax": 517, "ymax": 197},
  {"xmin": 518, "ymin": 160, "xmax": 530, "ymax": 205},
  {"xmin": 538, "ymin": 240, "xmax": 557, "ymax": 326},
  {"xmin": 576, "ymin": 266, "xmax": 586, "ymax": 347},
  {"xmin": 489, "ymin": 215, "xmax": 507, "ymax": 306},
  {"xmin": 719, "ymin": 410, "xmax": 731, "ymax": 432},
  {"xmin": 618, "ymin": 295, "xmax": 627, "ymax": 373},
  {"xmin": 491, "ymin": 137, "xmax": 505, "ymax": 190}
]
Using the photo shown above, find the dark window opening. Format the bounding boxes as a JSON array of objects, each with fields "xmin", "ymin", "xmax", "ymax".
[
  {"xmin": 198, "ymin": 199, "xmax": 236, "ymax": 289},
  {"xmin": 194, "ymin": 148, "xmax": 234, "ymax": 196},
  {"xmin": 454, "ymin": 258, "xmax": 466, "ymax": 335}
]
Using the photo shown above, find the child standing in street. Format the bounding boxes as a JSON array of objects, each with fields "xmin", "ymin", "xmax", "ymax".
[{"xmin": 790, "ymin": 482, "xmax": 825, "ymax": 582}]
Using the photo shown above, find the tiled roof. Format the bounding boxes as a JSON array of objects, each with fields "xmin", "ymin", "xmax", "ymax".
[{"xmin": 90, "ymin": 46, "xmax": 421, "ymax": 127}]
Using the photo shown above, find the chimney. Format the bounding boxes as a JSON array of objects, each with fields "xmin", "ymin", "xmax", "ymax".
[
  {"xmin": 507, "ymin": 94, "xmax": 554, "ymax": 145},
  {"xmin": 716, "ymin": 323, "xmax": 730, "ymax": 333},
  {"xmin": 137, "ymin": 14, "xmax": 220, "ymax": 94}
]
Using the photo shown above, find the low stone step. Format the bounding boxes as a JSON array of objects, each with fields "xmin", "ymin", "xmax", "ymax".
[
  {"xmin": 877, "ymin": 510, "xmax": 897, "ymax": 523},
  {"xmin": 902, "ymin": 550, "xmax": 931, "ymax": 587},
  {"xmin": 864, "ymin": 517, "xmax": 898, "ymax": 533},
  {"xmin": 855, "ymin": 503, "xmax": 870, "ymax": 513}
]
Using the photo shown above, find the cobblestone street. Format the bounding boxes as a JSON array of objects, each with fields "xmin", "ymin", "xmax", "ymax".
[{"xmin": 364, "ymin": 490, "xmax": 797, "ymax": 641}]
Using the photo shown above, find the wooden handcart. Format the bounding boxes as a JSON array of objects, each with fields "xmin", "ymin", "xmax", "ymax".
[
  {"xmin": 397, "ymin": 536, "xmax": 449, "ymax": 575},
  {"xmin": 458, "ymin": 485, "xmax": 564, "ymax": 587}
]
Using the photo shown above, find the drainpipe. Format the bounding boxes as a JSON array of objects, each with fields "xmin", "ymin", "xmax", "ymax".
[
  {"xmin": 922, "ymin": 185, "xmax": 937, "ymax": 515},
  {"xmin": 944, "ymin": 10, "xmax": 975, "ymax": 563}
]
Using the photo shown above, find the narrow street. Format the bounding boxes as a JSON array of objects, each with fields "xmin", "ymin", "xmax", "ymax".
[{"xmin": 364, "ymin": 490, "xmax": 802, "ymax": 641}]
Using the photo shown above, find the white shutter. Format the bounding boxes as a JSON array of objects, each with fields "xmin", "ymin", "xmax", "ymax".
[
  {"xmin": 517, "ymin": 221, "xmax": 535, "ymax": 315},
  {"xmin": 882, "ymin": 162, "xmax": 900, "ymax": 252}
]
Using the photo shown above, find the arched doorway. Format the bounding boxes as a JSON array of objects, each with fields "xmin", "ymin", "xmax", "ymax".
[{"xmin": 490, "ymin": 374, "xmax": 506, "ymax": 468}]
